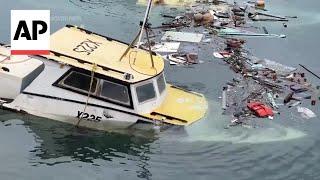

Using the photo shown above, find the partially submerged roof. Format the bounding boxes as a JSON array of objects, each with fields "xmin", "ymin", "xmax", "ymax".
[{"xmin": 45, "ymin": 25, "xmax": 164, "ymax": 83}]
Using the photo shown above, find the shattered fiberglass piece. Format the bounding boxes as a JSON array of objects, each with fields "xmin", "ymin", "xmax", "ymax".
[
  {"xmin": 152, "ymin": 42, "xmax": 180, "ymax": 53},
  {"xmin": 297, "ymin": 106, "xmax": 317, "ymax": 119},
  {"xmin": 161, "ymin": 31, "xmax": 204, "ymax": 43}
]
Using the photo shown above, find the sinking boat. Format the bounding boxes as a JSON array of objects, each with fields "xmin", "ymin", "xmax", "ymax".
[{"xmin": 0, "ymin": 25, "xmax": 208, "ymax": 131}]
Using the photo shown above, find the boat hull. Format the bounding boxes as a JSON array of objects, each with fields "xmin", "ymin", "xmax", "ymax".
[{"xmin": 2, "ymin": 93, "xmax": 158, "ymax": 131}]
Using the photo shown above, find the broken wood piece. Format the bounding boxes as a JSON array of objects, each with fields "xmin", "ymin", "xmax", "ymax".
[
  {"xmin": 284, "ymin": 91, "xmax": 294, "ymax": 104},
  {"xmin": 256, "ymin": 12, "xmax": 287, "ymax": 20}
]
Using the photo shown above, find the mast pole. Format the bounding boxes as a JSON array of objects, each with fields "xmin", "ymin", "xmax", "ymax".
[
  {"xmin": 137, "ymin": 0, "xmax": 153, "ymax": 47},
  {"xmin": 119, "ymin": 0, "xmax": 155, "ymax": 69}
]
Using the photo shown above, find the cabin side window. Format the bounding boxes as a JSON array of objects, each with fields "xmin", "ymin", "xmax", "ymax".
[
  {"xmin": 99, "ymin": 80, "xmax": 130, "ymax": 105},
  {"xmin": 136, "ymin": 82, "xmax": 156, "ymax": 103},
  {"xmin": 157, "ymin": 74, "xmax": 166, "ymax": 94},
  {"xmin": 62, "ymin": 71, "xmax": 98, "ymax": 93}
]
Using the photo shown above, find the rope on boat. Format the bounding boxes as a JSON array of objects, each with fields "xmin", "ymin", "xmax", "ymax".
[{"xmin": 76, "ymin": 63, "xmax": 97, "ymax": 127}]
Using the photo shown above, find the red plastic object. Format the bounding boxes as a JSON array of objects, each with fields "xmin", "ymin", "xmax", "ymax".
[{"xmin": 247, "ymin": 102, "xmax": 274, "ymax": 118}]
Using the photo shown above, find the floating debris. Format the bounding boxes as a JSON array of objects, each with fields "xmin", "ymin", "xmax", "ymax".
[
  {"xmin": 166, "ymin": 52, "xmax": 199, "ymax": 65},
  {"xmin": 161, "ymin": 31, "xmax": 204, "ymax": 43},
  {"xmin": 151, "ymin": 42, "xmax": 180, "ymax": 53},
  {"xmin": 222, "ymin": 86, "xmax": 227, "ymax": 110},
  {"xmin": 297, "ymin": 106, "xmax": 317, "ymax": 119},
  {"xmin": 217, "ymin": 28, "xmax": 286, "ymax": 38},
  {"xmin": 213, "ymin": 51, "xmax": 233, "ymax": 59},
  {"xmin": 247, "ymin": 101, "xmax": 274, "ymax": 118},
  {"xmin": 134, "ymin": 0, "xmax": 313, "ymax": 128}
]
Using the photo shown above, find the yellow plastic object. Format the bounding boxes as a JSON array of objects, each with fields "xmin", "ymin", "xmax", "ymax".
[
  {"xmin": 46, "ymin": 25, "xmax": 164, "ymax": 83},
  {"xmin": 143, "ymin": 85, "xmax": 208, "ymax": 126}
]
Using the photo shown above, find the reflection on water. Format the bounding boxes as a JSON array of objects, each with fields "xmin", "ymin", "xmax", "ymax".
[{"xmin": 0, "ymin": 110, "xmax": 157, "ymax": 179}]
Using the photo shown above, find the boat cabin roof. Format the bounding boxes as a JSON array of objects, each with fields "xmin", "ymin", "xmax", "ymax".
[{"xmin": 45, "ymin": 25, "xmax": 164, "ymax": 83}]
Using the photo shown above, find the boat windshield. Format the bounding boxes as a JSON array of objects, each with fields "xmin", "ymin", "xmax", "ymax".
[{"xmin": 136, "ymin": 82, "xmax": 156, "ymax": 103}]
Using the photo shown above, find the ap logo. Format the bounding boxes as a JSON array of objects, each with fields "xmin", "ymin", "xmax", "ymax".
[{"xmin": 11, "ymin": 10, "xmax": 50, "ymax": 55}]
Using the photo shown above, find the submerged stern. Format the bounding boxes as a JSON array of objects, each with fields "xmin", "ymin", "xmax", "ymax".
[{"xmin": 143, "ymin": 85, "xmax": 208, "ymax": 126}]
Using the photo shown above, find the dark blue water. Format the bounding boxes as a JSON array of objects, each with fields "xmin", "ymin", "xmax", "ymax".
[{"xmin": 0, "ymin": 0, "xmax": 320, "ymax": 179}]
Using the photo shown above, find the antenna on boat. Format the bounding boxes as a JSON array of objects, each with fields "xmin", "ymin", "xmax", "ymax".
[{"xmin": 119, "ymin": 0, "xmax": 155, "ymax": 68}]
